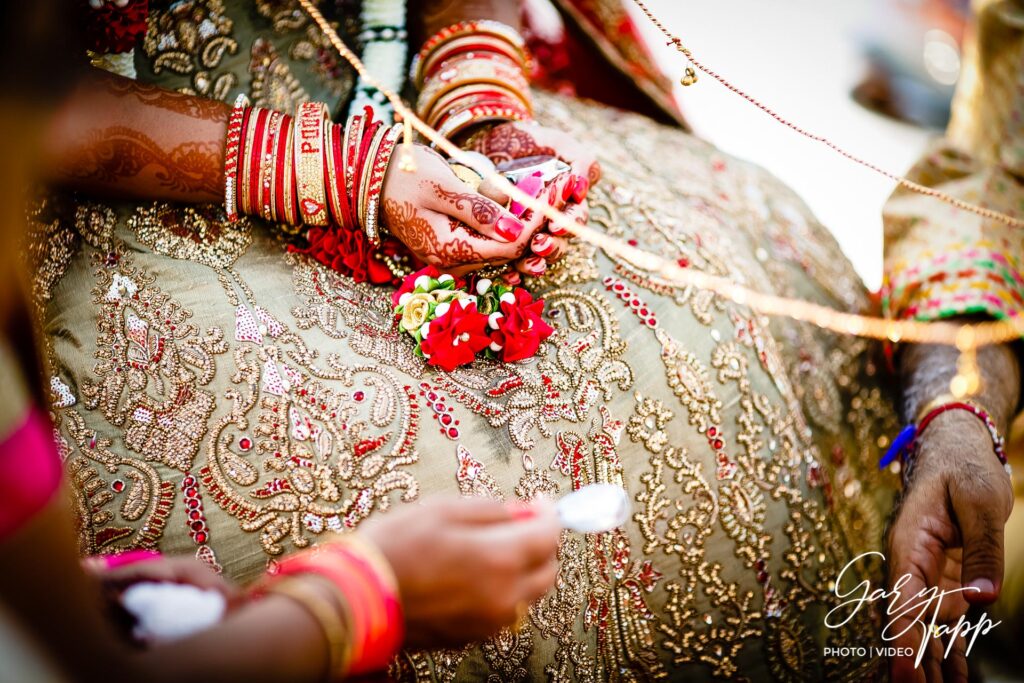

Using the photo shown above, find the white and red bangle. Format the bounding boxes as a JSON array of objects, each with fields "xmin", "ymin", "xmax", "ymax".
[{"xmin": 223, "ymin": 93, "xmax": 250, "ymax": 222}]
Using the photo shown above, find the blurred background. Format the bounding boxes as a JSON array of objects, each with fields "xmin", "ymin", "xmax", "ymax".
[{"xmin": 629, "ymin": 0, "xmax": 969, "ymax": 291}]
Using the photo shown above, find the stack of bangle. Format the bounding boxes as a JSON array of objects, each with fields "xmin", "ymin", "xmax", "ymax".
[
  {"xmin": 413, "ymin": 20, "xmax": 534, "ymax": 141},
  {"xmin": 880, "ymin": 394, "xmax": 1012, "ymax": 481},
  {"xmin": 252, "ymin": 535, "xmax": 404, "ymax": 679},
  {"xmin": 224, "ymin": 100, "xmax": 405, "ymax": 279}
]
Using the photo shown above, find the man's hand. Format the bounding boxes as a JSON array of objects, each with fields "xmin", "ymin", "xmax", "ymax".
[{"xmin": 888, "ymin": 346, "xmax": 1017, "ymax": 682}]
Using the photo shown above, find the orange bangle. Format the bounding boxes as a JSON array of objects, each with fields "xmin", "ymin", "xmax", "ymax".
[{"xmin": 294, "ymin": 102, "xmax": 330, "ymax": 225}]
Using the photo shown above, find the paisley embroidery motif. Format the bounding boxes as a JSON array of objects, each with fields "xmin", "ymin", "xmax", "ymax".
[
  {"xmin": 142, "ymin": 0, "xmax": 239, "ymax": 100},
  {"xmin": 81, "ymin": 247, "xmax": 226, "ymax": 472}
]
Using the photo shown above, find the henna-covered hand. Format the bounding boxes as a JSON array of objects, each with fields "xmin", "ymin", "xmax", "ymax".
[
  {"xmin": 380, "ymin": 143, "xmax": 575, "ymax": 275},
  {"xmin": 470, "ymin": 121, "xmax": 599, "ymax": 273}
]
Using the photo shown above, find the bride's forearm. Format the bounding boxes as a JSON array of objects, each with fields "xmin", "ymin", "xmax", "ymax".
[
  {"xmin": 42, "ymin": 70, "xmax": 229, "ymax": 204},
  {"xmin": 415, "ymin": 0, "xmax": 521, "ymax": 39}
]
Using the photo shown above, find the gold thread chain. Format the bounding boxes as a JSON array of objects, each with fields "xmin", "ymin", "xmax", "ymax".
[
  {"xmin": 630, "ymin": 0, "xmax": 1024, "ymax": 230},
  {"xmin": 295, "ymin": 0, "xmax": 1024, "ymax": 369}
]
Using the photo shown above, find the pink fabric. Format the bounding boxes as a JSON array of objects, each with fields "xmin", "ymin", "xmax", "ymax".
[
  {"xmin": 0, "ymin": 408, "xmax": 63, "ymax": 540},
  {"xmin": 99, "ymin": 550, "xmax": 162, "ymax": 569}
]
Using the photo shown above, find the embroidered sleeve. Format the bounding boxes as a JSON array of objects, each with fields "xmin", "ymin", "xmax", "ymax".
[{"xmin": 882, "ymin": 0, "xmax": 1024, "ymax": 323}]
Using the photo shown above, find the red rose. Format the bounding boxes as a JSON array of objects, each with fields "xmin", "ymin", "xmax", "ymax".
[
  {"xmin": 420, "ymin": 301, "xmax": 490, "ymax": 371},
  {"xmin": 491, "ymin": 289, "xmax": 554, "ymax": 362},
  {"xmin": 84, "ymin": 0, "xmax": 150, "ymax": 54}
]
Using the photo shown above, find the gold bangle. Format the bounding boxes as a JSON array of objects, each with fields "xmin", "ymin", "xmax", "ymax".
[
  {"xmin": 269, "ymin": 577, "xmax": 352, "ymax": 680},
  {"xmin": 294, "ymin": 102, "xmax": 330, "ymax": 226},
  {"xmin": 324, "ymin": 122, "xmax": 343, "ymax": 226},
  {"xmin": 281, "ymin": 119, "xmax": 298, "ymax": 225}
]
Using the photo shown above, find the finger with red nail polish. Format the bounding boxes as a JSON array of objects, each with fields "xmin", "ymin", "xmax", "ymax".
[
  {"xmin": 495, "ymin": 216, "xmax": 524, "ymax": 241},
  {"xmin": 532, "ymin": 233, "xmax": 555, "ymax": 257}
]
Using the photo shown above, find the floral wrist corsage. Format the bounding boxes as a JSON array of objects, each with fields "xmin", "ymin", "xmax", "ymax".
[{"xmin": 392, "ymin": 266, "xmax": 553, "ymax": 371}]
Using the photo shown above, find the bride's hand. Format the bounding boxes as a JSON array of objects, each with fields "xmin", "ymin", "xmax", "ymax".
[
  {"xmin": 469, "ymin": 121, "xmax": 599, "ymax": 271},
  {"xmin": 382, "ymin": 144, "xmax": 576, "ymax": 276}
]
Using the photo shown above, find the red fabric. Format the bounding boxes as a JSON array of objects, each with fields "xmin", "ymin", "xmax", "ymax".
[{"xmin": 0, "ymin": 408, "xmax": 63, "ymax": 540}]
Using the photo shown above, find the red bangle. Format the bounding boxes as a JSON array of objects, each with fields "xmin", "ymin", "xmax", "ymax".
[
  {"xmin": 325, "ymin": 123, "xmax": 355, "ymax": 231},
  {"xmin": 271, "ymin": 113, "xmax": 292, "ymax": 223},
  {"xmin": 259, "ymin": 111, "xmax": 283, "ymax": 221},
  {"xmin": 917, "ymin": 402, "xmax": 1008, "ymax": 465},
  {"xmin": 887, "ymin": 399, "xmax": 1013, "ymax": 484},
  {"xmin": 242, "ymin": 108, "xmax": 270, "ymax": 217}
]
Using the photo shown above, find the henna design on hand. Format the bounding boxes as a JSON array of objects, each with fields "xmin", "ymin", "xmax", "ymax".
[
  {"xmin": 98, "ymin": 76, "xmax": 230, "ymax": 122},
  {"xmin": 64, "ymin": 126, "xmax": 223, "ymax": 196},
  {"xmin": 430, "ymin": 182, "xmax": 500, "ymax": 226},
  {"xmin": 470, "ymin": 123, "xmax": 556, "ymax": 164},
  {"xmin": 383, "ymin": 199, "xmax": 487, "ymax": 267}
]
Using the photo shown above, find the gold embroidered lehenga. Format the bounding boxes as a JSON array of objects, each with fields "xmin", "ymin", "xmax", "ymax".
[{"xmin": 32, "ymin": 1, "xmax": 900, "ymax": 679}]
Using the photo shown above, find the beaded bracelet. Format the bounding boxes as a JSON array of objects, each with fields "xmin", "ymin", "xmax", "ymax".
[{"xmin": 880, "ymin": 397, "xmax": 1012, "ymax": 479}]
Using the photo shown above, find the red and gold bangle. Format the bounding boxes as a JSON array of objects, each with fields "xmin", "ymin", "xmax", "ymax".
[
  {"xmin": 294, "ymin": 102, "xmax": 330, "ymax": 226},
  {"xmin": 324, "ymin": 122, "xmax": 353, "ymax": 231},
  {"xmin": 343, "ymin": 113, "xmax": 366, "ymax": 226},
  {"xmin": 278, "ymin": 114, "xmax": 297, "ymax": 225},
  {"xmin": 430, "ymin": 95, "xmax": 530, "ymax": 131},
  {"xmin": 416, "ymin": 58, "xmax": 529, "ymax": 121},
  {"xmin": 223, "ymin": 94, "xmax": 250, "ymax": 222},
  {"xmin": 241, "ymin": 108, "xmax": 270, "ymax": 218},
  {"xmin": 259, "ymin": 111, "xmax": 283, "ymax": 221},
  {"xmin": 269, "ymin": 113, "xmax": 292, "ymax": 223},
  {"xmin": 427, "ymin": 84, "xmax": 532, "ymax": 127},
  {"xmin": 411, "ymin": 19, "xmax": 529, "ymax": 86},
  {"xmin": 364, "ymin": 123, "xmax": 402, "ymax": 247},
  {"xmin": 255, "ymin": 537, "xmax": 404, "ymax": 677},
  {"xmin": 354, "ymin": 119, "xmax": 384, "ymax": 232},
  {"xmin": 420, "ymin": 38, "xmax": 528, "ymax": 85},
  {"xmin": 436, "ymin": 102, "xmax": 531, "ymax": 141}
]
